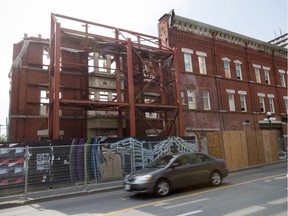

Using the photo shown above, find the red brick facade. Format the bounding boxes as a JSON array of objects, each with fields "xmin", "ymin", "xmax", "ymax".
[
  {"xmin": 8, "ymin": 12, "xmax": 287, "ymax": 150},
  {"xmin": 159, "ymin": 11, "xmax": 287, "ymax": 146}
]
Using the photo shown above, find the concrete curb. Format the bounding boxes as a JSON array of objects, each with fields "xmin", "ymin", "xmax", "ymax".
[{"xmin": 228, "ymin": 159, "xmax": 287, "ymax": 173}]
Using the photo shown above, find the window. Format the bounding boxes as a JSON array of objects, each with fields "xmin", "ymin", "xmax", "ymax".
[
  {"xmin": 196, "ymin": 51, "xmax": 207, "ymax": 74},
  {"xmin": 279, "ymin": 70, "xmax": 286, "ymax": 87},
  {"xmin": 238, "ymin": 91, "xmax": 247, "ymax": 112},
  {"xmin": 202, "ymin": 91, "xmax": 211, "ymax": 110},
  {"xmin": 254, "ymin": 65, "xmax": 261, "ymax": 83},
  {"xmin": 42, "ymin": 48, "xmax": 49, "ymax": 70},
  {"xmin": 223, "ymin": 60, "xmax": 231, "ymax": 78},
  {"xmin": 228, "ymin": 93, "xmax": 235, "ymax": 111},
  {"xmin": 269, "ymin": 97, "xmax": 275, "ymax": 113},
  {"xmin": 259, "ymin": 96, "xmax": 265, "ymax": 113},
  {"xmin": 182, "ymin": 48, "xmax": 193, "ymax": 72},
  {"xmin": 284, "ymin": 96, "xmax": 288, "ymax": 113},
  {"xmin": 198, "ymin": 56, "xmax": 207, "ymax": 74},
  {"xmin": 40, "ymin": 90, "xmax": 62, "ymax": 116},
  {"xmin": 88, "ymin": 52, "xmax": 97, "ymax": 73},
  {"xmin": 235, "ymin": 61, "xmax": 242, "ymax": 80},
  {"xmin": 181, "ymin": 91, "xmax": 186, "ymax": 104},
  {"xmin": 40, "ymin": 90, "xmax": 49, "ymax": 116},
  {"xmin": 187, "ymin": 89, "xmax": 196, "ymax": 109},
  {"xmin": 263, "ymin": 67, "xmax": 270, "ymax": 84}
]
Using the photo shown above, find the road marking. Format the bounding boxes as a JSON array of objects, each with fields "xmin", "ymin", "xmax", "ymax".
[
  {"xmin": 100, "ymin": 173, "xmax": 286, "ymax": 215},
  {"xmin": 164, "ymin": 198, "xmax": 209, "ymax": 209},
  {"xmin": 176, "ymin": 210, "xmax": 203, "ymax": 216},
  {"xmin": 154, "ymin": 202, "xmax": 169, "ymax": 206},
  {"xmin": 267, "ymin": 197, "xmax": 287, "ymax": 205},
  {"xmin": 222, "ymin": 205, "xmax": 266, "ymax": 216}
]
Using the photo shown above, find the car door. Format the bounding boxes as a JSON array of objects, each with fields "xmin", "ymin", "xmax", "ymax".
[
  {"xmin": 167, "ymin": 155, "xmax": 192, "ymax": 189},
  {"xmin": 190, "ymin": 153, "xmax": 212, "ymax": 184}
]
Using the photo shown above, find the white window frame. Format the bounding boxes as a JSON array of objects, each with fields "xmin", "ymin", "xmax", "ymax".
[
  {"xmin": 238, "ymin": 91, "xmax": 247, "ymax": 112},
  {"xmin": 202, "ymin": 91, "xmax": 211, "ymax": 110},
  {"xmin": 235, "ymin": 63, "xmax": 242, "ymax": 80},
  {"xmin": 267, "ymin": 94, "xmax": 275, "ymax": 113},
  {"xmin": 228, "ymin": 92, "xmax": 235, "ymax": 111},
  {"xmin": 259, "ymin": 95, "xmax": 265, "ymax": 113},
  {"xmin": 279, "ymin": 70, "xmax": 286, "ymax": 87},
  {"xmin": 182, "ymin": 48, "xmax": 193, "ymax": 72},
  {"xmin": 263, "ymin": 67, "xmax": 270, "ymax": 84},
  {"xmin": 196, "ymin": 51, "xmax": 207, "ymax": 74},
  {"xmin": 187, "ymin": 89, "xmax": 196, "ymax": 109},
  {"xmin": 284, "ymin": 96, "xmax": 288, "ymax": 113},
  {"xmin": 253, "ymin": 64, "xmax": 261, "ymax": 83},
  {"xmin": 223, "ymin": 58, "xmax": 231, "ymax": 78},
  {"xmin": 268, "ymin": 97, "xmax": 275, "ymax": 113}
]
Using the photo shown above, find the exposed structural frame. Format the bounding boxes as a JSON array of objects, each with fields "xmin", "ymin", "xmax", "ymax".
[{"xmin": 48, "ymin": 13, "xmax": 184, "ymax": 139}]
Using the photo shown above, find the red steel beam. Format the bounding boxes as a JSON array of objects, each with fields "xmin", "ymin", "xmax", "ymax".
[
  {"xmin": 173, "ymin": 47, "xmax": 184, "ymax": 136},
  {"xmin": 115, "ymin": 30, "xmax": 123, "ymax": 137},
  {"xmin": 48, "ymin": 14, "xmax": 55, "ymax": 139},
  {"xmin": 53, "ymin": 22, "xmax": 61, "ymax": 139},
  {"xmin": 127, "ymin": 38, "xmax": 136, "ymax": 136},
  {"xmin": 60, "ymin": 99, "xmax": 129, "ymax": 107}
]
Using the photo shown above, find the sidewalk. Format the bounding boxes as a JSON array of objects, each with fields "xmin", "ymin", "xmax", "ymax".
[{"xmin": 0, "ymin": 180, "xmax": 123, "ymax": 209}]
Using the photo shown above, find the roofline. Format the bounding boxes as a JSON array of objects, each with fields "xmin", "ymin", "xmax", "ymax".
[{"xmin": 172, "ymin": 14, "xmax": 287, "ymax": 53}]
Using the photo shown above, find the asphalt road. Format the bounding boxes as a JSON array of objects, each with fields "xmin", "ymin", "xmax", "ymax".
[{"xmin": 0, "ymin": 162, "xmax": 286, "ymax": 216}]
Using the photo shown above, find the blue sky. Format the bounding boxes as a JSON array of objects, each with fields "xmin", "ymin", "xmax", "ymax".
[{"xmin": 0, "ymin": 0, "xmax": 287, "ymax": 135}]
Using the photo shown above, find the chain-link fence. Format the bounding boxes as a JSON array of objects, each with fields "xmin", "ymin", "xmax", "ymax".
[{"xmin": 0, "ymin": 137, "xmax": 207, "ymax": 197}]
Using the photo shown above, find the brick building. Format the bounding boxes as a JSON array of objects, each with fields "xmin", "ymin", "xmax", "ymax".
[
  {"xmin": 158, "ymin": 10, "xmax": 287, "ymax": 148},
  {"xmin": 8, "ymin": 12, "xmax": 287, "ymax": 150}
]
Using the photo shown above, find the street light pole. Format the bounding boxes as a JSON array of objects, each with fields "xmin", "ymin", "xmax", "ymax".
[{"xmin": 264, "ymin": 111, "xmax": 276, "ymax": 130}]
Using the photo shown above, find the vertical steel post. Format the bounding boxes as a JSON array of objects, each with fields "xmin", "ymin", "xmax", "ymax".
[
  {"xmin": 53, "ymin": 22, "xmax": 61, "ymax": 139},
  {"xmin": 48, "ymin": 14, "xmax": 55, "ymax": 139},
  {"xmin": 127, "ymin": 38, "xmax": 136, "ymax": 136},
  {"xmin": 115, "ymin": 30, "xmax": 123, "ymax": 137},
  {"xmin": 24, "ymin": 146, "xmax": 29, "ymax": 197},
  {"xmin": 173, "ymin": 47, "xmax": 184, "ymax": 136},
  {"xmin": 84, "ymin": 142, "xmax": 87, "ymax": 191}
]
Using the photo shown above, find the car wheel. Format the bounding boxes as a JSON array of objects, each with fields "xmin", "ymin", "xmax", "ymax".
[
  {"xmin": 154, "ymin": 179, "xmax": 170, "ymax": 197},
  {"xmin": 210, "ymin": 171, "xmax": 222, "ymax": 186}
]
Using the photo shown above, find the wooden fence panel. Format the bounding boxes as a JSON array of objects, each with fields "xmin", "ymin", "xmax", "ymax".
[
  {"xmin": 207, "ymin": 130, "xmax": 279, "ymax": 171},
  {"xmin": 223, "ymin": 131, "xmax": 248, "ymax": 171},
  {"xmin": 207, "ymin": 132, "xmax": 224, "ymax": 159},
  {"xmin": 246, "ymin": 130, "xmax": 265, "ymax": 166}
]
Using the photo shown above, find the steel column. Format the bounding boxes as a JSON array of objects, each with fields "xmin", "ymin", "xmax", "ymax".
[
  {"xmin": 173, "ymin": 47, "xmax": 184, "ymax": 136},
  {"xmin": 53, "ymin": 22, "xmax": 61, "ymax": 139},
  {"xmin": 127, "ymin": 38, "xmax": 136, "ymax": 136},
  {"xmin": 115, "ymin": 30, "xmax": 123, "ymax": 136}
]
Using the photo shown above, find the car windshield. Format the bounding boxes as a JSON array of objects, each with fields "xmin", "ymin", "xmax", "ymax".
[{"xmin": 145, "ymin": 155, "xmax": 175, "ymax": 168}]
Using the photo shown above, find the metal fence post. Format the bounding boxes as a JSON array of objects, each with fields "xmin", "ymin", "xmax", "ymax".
[
  {"xmin": 24, "ymin": 146, "xmax": 29, "ymax": 197},
  {"xmin": 84, "ymin": 142, "xmax": 87, "ymax": 191}
]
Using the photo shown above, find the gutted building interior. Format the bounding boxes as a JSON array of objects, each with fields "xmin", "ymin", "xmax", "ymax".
[{"xmin": 48, "ymin": 13, "xmax": 184, "ymax": 139}]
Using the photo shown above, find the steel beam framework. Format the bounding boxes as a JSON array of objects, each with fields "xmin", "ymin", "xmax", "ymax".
[{"xmin": 49, "ymin": 13, "xmax": 184, "ymax": 139}]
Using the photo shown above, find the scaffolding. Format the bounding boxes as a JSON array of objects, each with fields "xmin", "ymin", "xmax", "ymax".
[{"xmin": 49, "ymin": 13, "xmax": 184, "ymax": 139}]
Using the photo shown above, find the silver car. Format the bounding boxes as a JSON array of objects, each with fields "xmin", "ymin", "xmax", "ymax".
[{"xmin": 123, "ymin": 152, "xmax": 228, "ymax": 197}]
